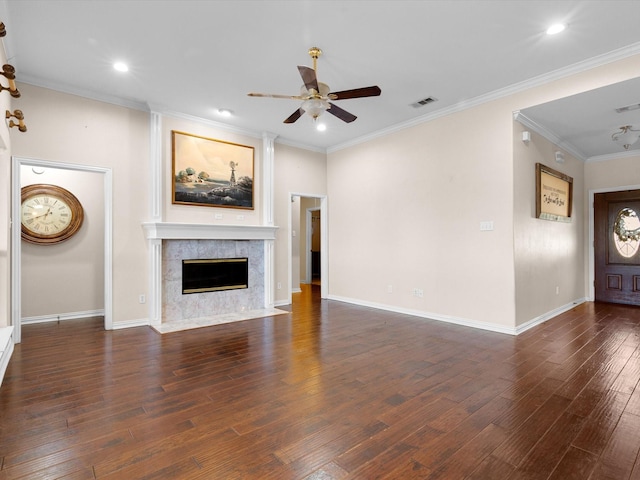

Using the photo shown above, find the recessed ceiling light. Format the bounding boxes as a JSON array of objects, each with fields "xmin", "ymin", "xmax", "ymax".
[
  {"xmin": 113, "ymin": 62, "xmax": 129, "ymax": 72},
  {"xmin": 316, "ymin": 123, "xmax": 326, "ymax": 132},
  {"xmin": 546, "ymin": 23, "xmax": 566, "ymax": 35},
  {"xmin": 217, "ymin": 108, "xmax": 232, "ymax": 117}
]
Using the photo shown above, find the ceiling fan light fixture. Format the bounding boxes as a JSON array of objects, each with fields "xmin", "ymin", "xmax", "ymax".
[
  {"xmin": 248, "ymin": 47, "xmax": 380, "ymax": 125},
  {"xmin": 612, "ymin": 125, "xmax": 640, "ymax": 150},
  {"xmin": 301, "ymin": 98, "xmax": 328, "ymax": 120}
]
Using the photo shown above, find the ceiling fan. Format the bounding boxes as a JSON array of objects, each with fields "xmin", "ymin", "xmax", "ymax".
[{"xmin": 247, "ymin": 47, "xmax": 381, "ymax": 124}]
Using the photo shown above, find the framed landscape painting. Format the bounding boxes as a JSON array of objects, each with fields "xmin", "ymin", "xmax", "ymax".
[{"xmin": 172, "ymin": 130, "xmax": 254, "ymax": 209}]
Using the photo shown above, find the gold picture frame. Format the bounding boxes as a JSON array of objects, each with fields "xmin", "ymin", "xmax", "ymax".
[
  {"xmin": 172, "ymin": 130, "xmax": 254, "ymax": 209},
  {"xmin": 536, "ymin": 163, "xmax": 573, "ymax": 222}
]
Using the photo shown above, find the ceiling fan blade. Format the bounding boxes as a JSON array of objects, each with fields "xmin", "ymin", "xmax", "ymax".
[
  {"xmin": 298, "ymin": 66, "xmax": 319, "ymax": 93},
  {"xmin": 328, "ymin": 86, "xmax": 381, "ymax": 100},
  {"xmin": 284, "ymin": 108, "xmax": 305, "ymax": 124},
  {"xmin": 248, "ymin": 93, "xmax": 304, "ymax": 100},
  {"xmin": 327, "ymin": 103, "xmax": 357, "ymax": 123}
]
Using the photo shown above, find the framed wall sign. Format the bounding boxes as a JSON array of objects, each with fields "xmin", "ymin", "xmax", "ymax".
[
  {"xmin": 536, "ymin": 162, "xmax": 573, "ymax": 222},
  {"xmin": 172, "ymin": 130, "xmax": 254, "ymax": 209}
]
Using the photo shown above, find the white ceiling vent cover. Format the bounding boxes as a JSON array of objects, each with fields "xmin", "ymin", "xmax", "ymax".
[{"xmin": 411, "ymin": 97, "xmax": 437, "ymax": 108}]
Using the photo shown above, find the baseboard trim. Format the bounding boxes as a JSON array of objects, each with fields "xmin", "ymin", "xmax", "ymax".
[
  {"xmin": 22, "ymin": 310, "xmax": 106, "ymax": 325},
  {"xmin": 0, "ymin": 326, "xmax": 14, "ymax": 387},
  {"xmin": 112, "ymin": 319, "xmax": 149, "ymax": 330},
  {"xmin": 327, "ymin": 295, "xmax": 516, "ymax": 335},
  {"xmin": 515, "ymin": 298, "xmax": 588, "ymax": 335},
  {"xmin": 274, "ymin": 299, "xmax": 291, "ymax": 307},
  {"xmin": 326, "ymin": 295, "xmax": 587, "ymax": 336}
]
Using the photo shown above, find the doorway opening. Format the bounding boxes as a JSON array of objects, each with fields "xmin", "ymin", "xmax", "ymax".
[
  {"xmin": 307, "ymin": 207, "xmax": 321, "ymax": 286},
  {"xmin": 289, "ymin": 194, "xmax": 327, "ymax": 304},
  {"xmin": 593, "ymin": 188, "xmax": 640, "ymax": 305},
  {"xmin": 11, "ymin": 157, "xmax": 113, "ymax": 343},
  {"xmin": 589, "ymin": 184, "xmax": 640, "ymax": 304}
]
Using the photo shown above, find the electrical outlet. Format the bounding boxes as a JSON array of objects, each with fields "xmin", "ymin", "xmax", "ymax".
[
  {"xmin": 139, "ymin": 294, "xmax": 146, "ymax": 304},
  {"xmin": 214, "ymin": 213, "xmax": 223, "ymax": 220},
  {"xmin": 413, "ymin": 288, "xmax": 424, "ymax": 298},
  {"xmin": 387, "ymin": 284, "xmax": 393, "ymax": 293},
  {"xmin": 277, "ymin": 282, "xmax": 282, "ymax": 289},
  {"xmin": 236, "ymin": 214, "xmax": 245, "ymax": 220},
  {"xmin": 480, "ymin": 221, "xmax": 494, "ymax": 231},
  {"xmin": 556, "ymin": 286, "xmax": 559, "ymax": 295}
]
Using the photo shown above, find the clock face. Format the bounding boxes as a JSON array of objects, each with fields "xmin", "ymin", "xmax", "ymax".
[{"xmin": 21, "ymin": 184, "xmax": 84, "ymax": 245}]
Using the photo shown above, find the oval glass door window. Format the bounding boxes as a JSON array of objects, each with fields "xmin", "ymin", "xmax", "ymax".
[{"xmin": 613, "ymin": 207, "xmax": 640, "ymax": 258}]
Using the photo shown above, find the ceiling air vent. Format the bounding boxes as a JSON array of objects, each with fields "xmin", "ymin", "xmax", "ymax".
[
  {"xmin": 410, "ymin": 97, "xmax": 437, "ymax": 108},
  {"xmin": 615, "ymin": 103, "xmax": 640, "ymax": 113}
]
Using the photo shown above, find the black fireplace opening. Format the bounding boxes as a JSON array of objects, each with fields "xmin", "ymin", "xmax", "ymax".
[{"xmin": 182, "ymin": 258, "xmax": 248, "ymax": 294}]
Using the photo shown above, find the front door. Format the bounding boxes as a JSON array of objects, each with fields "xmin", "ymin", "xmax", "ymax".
[{"xmin": 594, "ymin": 190, "xmax": 640, "ymax": 305}]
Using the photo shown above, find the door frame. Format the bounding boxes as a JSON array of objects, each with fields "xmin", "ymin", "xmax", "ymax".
[
  {"xmin": 588, "ymin": 183, "xmax": 640, "ymax": 301},
  {"xmin": 287, "ymin": 193, "xmax": 327, "ymax": 304},
  {"xmin": 11, "ymin": 156, "xmax": 113, "ymax": 343}
]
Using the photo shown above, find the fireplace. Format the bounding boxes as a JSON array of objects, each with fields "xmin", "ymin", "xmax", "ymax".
[
  {"xmin": 182, "ymin": 258, "xmax": 248, "ymax": 294},
  {"xmin": 142, "ymin": 222, "xmax": 279, "ymax": 327}
]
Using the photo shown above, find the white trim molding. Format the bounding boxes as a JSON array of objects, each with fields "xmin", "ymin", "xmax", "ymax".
[
  {"xmin": 11, "ymin": 157, "xmax": 113, "ymax": 343},
  {"xmin": 0, "ymin": 327, "xmax": 14, "ymax": 387},
  {"xmin": 327, "ymin": 294, "xmax": 587, "ymax": 336},
  {"xmin": 22, "ymin": 309, "xmax": 106, "ymax": 325},
  {"xmin": 142, "ymin": 222, "xmax": 278, "ymax": 240},
  {"xmin": 514, "ymin": 298, "xmax": 588, "ymax": 335}
]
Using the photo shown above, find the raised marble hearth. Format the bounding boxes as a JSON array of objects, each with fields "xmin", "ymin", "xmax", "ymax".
[{"xmin": 142, "ymin": 223, "xmax": 283, "ymax": 333}]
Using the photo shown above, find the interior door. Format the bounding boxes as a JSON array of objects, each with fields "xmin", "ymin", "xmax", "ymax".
[{"xmin": 594, "ymin": 190, "xmax": 640, "ymax": 305}]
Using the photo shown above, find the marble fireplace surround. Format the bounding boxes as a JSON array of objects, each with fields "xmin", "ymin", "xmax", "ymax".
[{"xmin": 142, "ymin": 223, "xmax": 286, "ymax": 333}]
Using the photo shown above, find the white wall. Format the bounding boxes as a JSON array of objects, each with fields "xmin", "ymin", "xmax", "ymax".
[
  {"xmin": 273, "ymin": 143, "xmax": 327, "ymax": 305},
  {"xmin": 327, "ymin": 101, "xmax": 516, "ymax": 330},
  {"xmin": 513, "ymin": 124, "xmax": 585, "ymax": 327},
  {"xmin": 585, "ymin": 155, "xmax": 640, "ymax": 192},
  {"xmin": 0, "ymin": 39, "xmax": 11, "ymax": 328},
  {"xmin": 327, "ymin": 53, "xmax": 640, "ymax": 332},
  {"xmin": 291, "ymin": 196, "xmax": 301, "ymax": 290},
  {"xmin": 20, "ymin": 166, "xmax": 105, "ymax": 319},
  {"xmin": 9, "ymin": 83, "xmax": 150, "ymax": 326}
]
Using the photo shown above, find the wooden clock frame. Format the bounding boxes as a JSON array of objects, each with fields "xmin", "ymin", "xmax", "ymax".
[{"xmin": 20, "ymin": 184, "xmax": 84, "ymax": 245}]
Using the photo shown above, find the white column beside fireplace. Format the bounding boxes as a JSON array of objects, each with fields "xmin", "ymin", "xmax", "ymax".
[{"xmin": 142, "ymin": 223, "xmax": 280, "ymax": 333}]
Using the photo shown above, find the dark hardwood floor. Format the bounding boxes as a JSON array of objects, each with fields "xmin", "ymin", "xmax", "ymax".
[{"xmin": 2, "ymin": 286, "xmax": 640, "ymax": 479}]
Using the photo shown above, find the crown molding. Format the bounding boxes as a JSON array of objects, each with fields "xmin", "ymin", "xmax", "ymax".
[
  {"xmin": 586, "ymin": 149, "xmax": 640, "ymax": 163},
  {"xmin": 18, "ymin": 74, "xmax": 151, "ymax": 112},
  {"xmin": 15, "ymin": 40, "xmax": 640, "ymax": 157},
  {"xmin": 328, "ymin": 42, "xmax": 640, "ymax": 154},
  {"xmin": 273, "ymin": 136, "xmax": 326, "ymax": 153},
  {"xmin": 513, "ymin": 111, "xmax": 587, "ymax": 162},
  {"xmin": 151, "ymin": 107, "xmax": 263, "ymax": 140}
]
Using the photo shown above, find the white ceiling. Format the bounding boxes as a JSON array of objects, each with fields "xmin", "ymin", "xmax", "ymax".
[
  {"xmin": 2, "ymin": 0, "xmax": 640, "ymax": 154},
  {"xmin": 517, "ymin": 77, "xmax": 640, "ymax": 160}
]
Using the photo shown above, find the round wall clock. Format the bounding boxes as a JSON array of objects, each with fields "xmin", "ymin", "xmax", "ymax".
[{"xmin": 21, "ymin": 184, "xmax": 84, "ymax": 245}]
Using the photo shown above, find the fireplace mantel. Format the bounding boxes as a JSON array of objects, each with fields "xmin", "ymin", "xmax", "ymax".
[{"xmin": 142, "ymin": 222, "xmax": 278, "ymax": 241}]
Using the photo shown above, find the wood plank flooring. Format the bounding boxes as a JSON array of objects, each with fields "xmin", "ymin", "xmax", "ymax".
[{"xmin": 2, "ymin": 286, "xmax": 640, "ymax": 479}]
